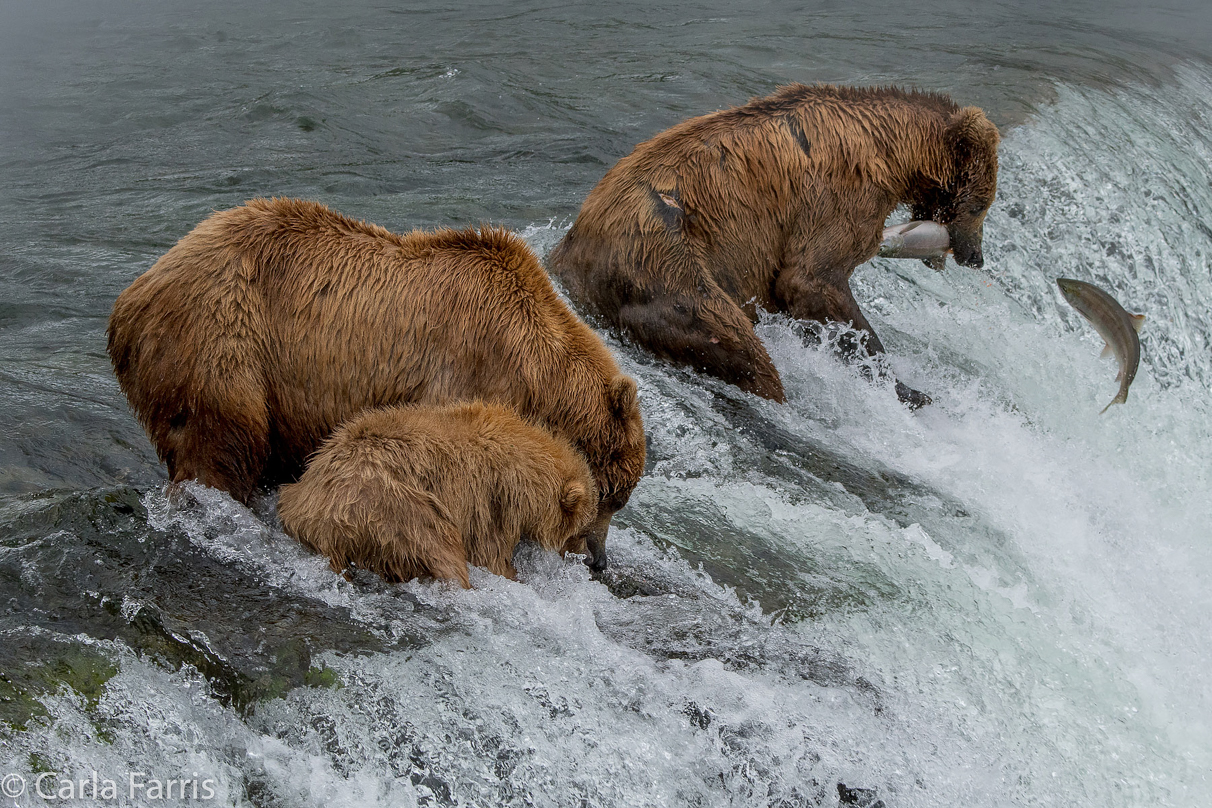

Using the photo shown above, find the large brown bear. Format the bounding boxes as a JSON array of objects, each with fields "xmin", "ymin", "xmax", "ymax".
[
  {"xmin": 107, "ymin": 198, "xmax": 646, "ymax": 570},
  {"xmin": 549, "ymin": 84, "xmax": 1000, "ymax": 405},
  {"xmin": 276, "ymin": 402, "xmax": 598, "ymax": 588}
]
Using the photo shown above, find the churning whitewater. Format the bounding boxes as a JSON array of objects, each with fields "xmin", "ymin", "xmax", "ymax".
[{"xmin": 3, "ymin": 66, "xmax": 1211, "ymax": 808}]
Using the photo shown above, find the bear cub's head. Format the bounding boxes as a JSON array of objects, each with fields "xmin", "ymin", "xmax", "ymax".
[
  {"xmin": 546, "ymin": 473, "xmax": 601, "ymax": 560},
  {"xmin": 524, "ymin": 454, "xmax": 599, "ymax": 562}
]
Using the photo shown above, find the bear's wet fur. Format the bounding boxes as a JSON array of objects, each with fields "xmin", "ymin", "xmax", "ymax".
[
  {"xmin": 549, "ymin": 83, "xmax": 1000, "ymax": 404},
  {"xmin": 276, "ymin": 402, "xmax": 598, "ymax": 588},
  {"xmin": 107, "ymin": 198, "xmax": 645, "ymax": 569}
]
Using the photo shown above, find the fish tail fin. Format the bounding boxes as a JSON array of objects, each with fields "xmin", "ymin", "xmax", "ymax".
[{"xmin": 1100, "ymin": 390, "xmax": 1129, "ymax": 415}]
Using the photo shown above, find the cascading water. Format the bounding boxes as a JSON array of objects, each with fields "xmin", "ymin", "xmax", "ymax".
[{"xmin": 2, "ymin": 13, "xmax": 1211, "ymax": 808}]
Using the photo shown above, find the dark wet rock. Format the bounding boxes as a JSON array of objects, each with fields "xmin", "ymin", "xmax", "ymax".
[
  {"xmin": 0, "ymin": 635, "xmax": 117, "ymax": 732},
  {"xmin": 0, "ymin": 486, "xmax": 401, "ymax": 714},
  {"xmin": 837, "ymin": 782, "xmax": 886, "ymax": 807},
  {"xmin": 682, "ymin": 699, "xmax": 714, "ymax": 730}
]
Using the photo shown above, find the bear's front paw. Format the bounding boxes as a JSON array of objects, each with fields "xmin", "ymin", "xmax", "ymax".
[{"xmin": 894, "ymin": 380, "xmax": 932, "ymax": 410}]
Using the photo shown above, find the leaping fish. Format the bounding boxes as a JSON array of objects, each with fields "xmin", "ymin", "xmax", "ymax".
[
  {"xmin": 878, "ymin": 220, "xmax": 951, "ymax": 271},
  {"xmin": 1056, "ymin": 278, "xmax": 1145, "ymax": 414}
]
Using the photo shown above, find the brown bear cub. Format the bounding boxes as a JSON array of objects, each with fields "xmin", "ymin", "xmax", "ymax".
[
  {"xmin": 549, "ymin": 83, "xmax": 1000, "ymax": 406},
  {"xmin": 107, "ymin": 198, "xmax": 645, "ymax": 570},
  {"xmin": 276, "ymin": 402, "xmax": 598, "ymax": 588}
]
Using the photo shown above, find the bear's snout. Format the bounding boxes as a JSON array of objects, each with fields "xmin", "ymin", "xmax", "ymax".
[{"xmin": 949, "ymin": 223, "xmax": 985, "ymax": 269}]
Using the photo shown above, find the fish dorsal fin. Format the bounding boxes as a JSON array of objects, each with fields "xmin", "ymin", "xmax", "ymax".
[
  {"xmin": 1100, "ymin": 342, "xmax": 1113, "ymax": 359},
  {"xmin": 1115, "ymin": 366, "xmax": 1123, "ymax": 382},
  {"xmin": 1131, "ymin": 313, "xmax": 1145, "ymax": 333}
]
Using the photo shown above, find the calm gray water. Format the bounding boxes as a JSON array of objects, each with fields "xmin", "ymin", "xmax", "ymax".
[{"xmin": 2, "ymin": 1, "xmax": 1211, "ymax": 806}]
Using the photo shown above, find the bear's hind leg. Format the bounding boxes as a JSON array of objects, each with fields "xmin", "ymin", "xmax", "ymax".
[{"xmin": 618, "ymin": 291, "xmax": 786, "ymax": 402}]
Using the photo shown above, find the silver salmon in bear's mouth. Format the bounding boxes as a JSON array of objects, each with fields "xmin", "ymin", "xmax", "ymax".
[
  {"xmin": 878, "ymin": 220, "xmax": 951, "ymax": 270},
  {"xmin": 1056, "ymin": 277, "xmax": 1145, "ymax": 414}
]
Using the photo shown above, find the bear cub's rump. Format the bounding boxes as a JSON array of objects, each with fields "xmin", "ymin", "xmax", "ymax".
[{"xmin": 277, "ymin": 402, "xmax": 599, "ymax": 588}]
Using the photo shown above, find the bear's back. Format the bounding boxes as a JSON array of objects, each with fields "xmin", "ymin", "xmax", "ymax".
[{"xmin": 324, "ymin": 401, "xmax": 592, "ymax": 511}]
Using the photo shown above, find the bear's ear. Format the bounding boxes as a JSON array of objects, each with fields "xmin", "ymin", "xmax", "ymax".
[
  {"xmin": 560, "ymin": 481, "xmax": 587, "ymax": 513},
  {"xmin": 608, "ymin": 375, "xmax": 638, "ymax": 416},
  {"xmin": 944, "ymin": 107, "xmax": 1000, "ymax": 162}
]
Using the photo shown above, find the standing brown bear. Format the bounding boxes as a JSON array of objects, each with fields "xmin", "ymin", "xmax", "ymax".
[
  {"xmin": 107, "ymin": 199, "xmax": 646, "ymax": 570},
  {"xmin": 549, "ymin": 84, "xmax": 1000, "ymax": 406},
  {"xmin": 277, "ymin": 402, "xmax": 598, "ymax": 588}
]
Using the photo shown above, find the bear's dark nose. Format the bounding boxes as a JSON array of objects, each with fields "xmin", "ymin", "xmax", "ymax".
[{"xmin": 956, "ymin": 248, "xmax": 983, "ymax": 269}]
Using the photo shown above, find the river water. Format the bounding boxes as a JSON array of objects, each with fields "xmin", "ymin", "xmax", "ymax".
[{"xmin": 1, "ymin": 1, "xmax": 1210, "ymax": 806}]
